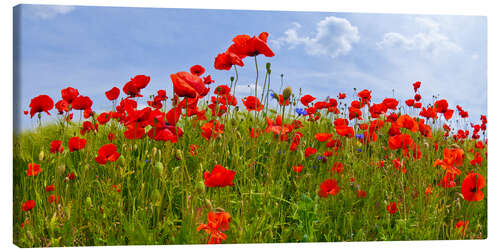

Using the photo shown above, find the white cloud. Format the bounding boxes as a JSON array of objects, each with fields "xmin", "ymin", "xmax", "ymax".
[
  {"xmin": 235, "ymin": 84, "xmax": 264, "ymax": 97},
  {"xmin": 28, "ymin": 5, "xmax": 76, "ymax": 19},
  {"xmin": 271, "ymin": 16, "xmax": 360, "ymax": 59},
  {"xmin": 377, "ymin": 17, "xmax": 462, "ymax": 55}
]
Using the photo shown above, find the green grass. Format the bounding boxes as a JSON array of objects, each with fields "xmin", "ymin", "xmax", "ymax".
[{"xmin": 13, "ymin": 105, "xmax": 487, "ymax": 247}]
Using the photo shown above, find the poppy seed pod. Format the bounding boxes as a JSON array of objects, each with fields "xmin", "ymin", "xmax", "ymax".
[
  {"xmin": 39, "ymin": 151, "xmax": 45, "ymax": 161},
  {"xmin": 86, "ymin": 196, "xmax": 92, "ymax": 207},
  {"xmin": 152, "ymin": 147, "xmax": 157, "ymax": 157},
  {"xmin": 154, "ymin": 162, "xmax": 164, "ymax": 178},
  {"xmin": 266, "ymin": 62, "xmax": 271, "ymax": 73},
  {"xmin": 57, "ymin": 164, "xmax": 65, "ymax": 176},
  {"xmin": 283, "ymin": 86, "xmax": 292, "ymax": 101},
  {"xmin": 196, "ymin": 180, "xmax": 205, "ymax": 194}
]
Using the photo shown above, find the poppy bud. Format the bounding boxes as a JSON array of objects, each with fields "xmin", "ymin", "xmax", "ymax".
[
  {"xmin": 152, "ymin": 147, "xmax": 157, "ymax": 157},
  {"xmin": 57, "ymin": 164, "xmax": 65, "ymax": 176},
  {"xmin": 86, "ymin": 196, "xmax": 92, "ymax": 207},
  {"xmin": 39, "ymin": 151, "xmax": 45, "ymax": 161},
  {"xmin": 230, "ymin": 76, "xmax": 235, "ymax": 82},
  {"xmin": 152, "ymin": 189, "xmax": 161, "ymax": 205},
  {"xmin": 205, "ymin": 198, "xmax": 213, "ymax": 211},
  {"xmin": 154, "ymin": 162, "xmax": 164, "ymax": 178},
  {"xmin": 283, "ymin": 86, "xmax": 292, "ymax": 101},
  {"xmin": 119, "ymin": 155, "xmax": 126, "ymax": 166},
  {"xmin": 196, "ymin": 180, "xmax": 205, "ymax": 194},
  {"xmin": 158, "ymin": 149, "xmax": 162, "ymax": 159},
  {"xmin": 175, "ymin": 149, "xmax": 183, "ymax": 161},
  {"xmin": 133, "ymin": 144, "xmax": 138, "ymax": 151},
  {"xmin": 266, "ymin": 62, "xmax": 271, "ymax": 72}
]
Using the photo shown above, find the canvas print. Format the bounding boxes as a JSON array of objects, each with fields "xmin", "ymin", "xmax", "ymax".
[{"xmin": 13, "ymin": 4, "xmax": 487, "ymax": 247}]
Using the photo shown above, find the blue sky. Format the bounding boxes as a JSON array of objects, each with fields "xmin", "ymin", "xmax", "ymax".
[{"xmin": 13, "ymin": 4, "xmax": 487, "ymax": 132}]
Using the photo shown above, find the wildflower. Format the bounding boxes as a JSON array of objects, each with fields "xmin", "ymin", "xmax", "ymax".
[
  {"xmin": 72, "ymin": 96, "xmax": 93, "ymax": 110},
  {"xmin": 45, "ymin": 185, "xmax": 55, "ymax": 192},
  {"xmin": 318, "ymin": 179, "xmax": 341, "ymax": 197},
  {"xmin": 461, "ymin": 173, "xmax": 486, "ymax": 202},
  {"xmin": 242, "ymin": 96, "xmax": 264, "ymax": 111},
  {"xmin": 305, "ymin": 147, "xmax": 317, "ymax": 158},
  {"xmin": 190, "ymin": 65, "xmax": 205, "ymax": 76},
  {"xmin": 197, "ymin": 211, "xmax": 231, "ymax": 244},
  {"xmin": 456, "ymin": 220, "xmax": 469, "ymax": 233},
  {"xmin": 22, "ymin": 200, "xmax": 35, "ymax": 211},
  {"xmin": 171, "ymin": 72, "xmax": 209, "ymax": 98},
  {"xmin": 204, "ymin": 165, "xmax": 236, "ymax": 187},
  {"xmin": 123, "ymin": 75, "xmax": 150, "ymax": 97},
  {"xmin": 292, "ymin": 165, "xmax": 304, "ymax": 173},
  {"xmin": 95, "ymin": 144, "xmax": 121, "ymax": 165},
  {"xmin": 227, "ymin": 32, "xmax": 275, "ymax": 59},
  {"xmin": 214, "ymin": 51, "xmax": 244, "ymax": 70},
  {"xmin": 357, "ymin": 190, "xmax": 367, "ymax": 198},
  {"xmin": 68, "ymin": 137, "xmax": 87, "ymax": 152},
  {"xmin": 50, "ymin": 140, "xmax": 63, "ymax": 153},
  {"xmin": 300, "ymin": 94, "xmax": 316, "ymax": 106},
  {"xmin": 29, "ymin": 95, "xmax": 54, "ymax": 118},
  {"xmin": 386, "ymin": 202, "xmax": 399, "ymax": 214},
  {"xmin": 105, "ymin": 87, "xmax": 120, "ymax": 101},
  {"xmin": 48, "ymin": 195, "xmax": 60, "ymax": 204},
  {"xmin": 26, "ymin": 163, "xmax": 42, "ymax": 177},
  {"xmin": 315, "ymin": 133, "xmax": 333, "ymax": 142},
  {"xmin": 331, "ymin": 162, "xmax": 344, "ymax": 174}
]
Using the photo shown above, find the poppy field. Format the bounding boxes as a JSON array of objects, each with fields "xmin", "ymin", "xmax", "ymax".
[{"xmin": 13, "ymin": 31, "xmax": 487, "ymax": 247}]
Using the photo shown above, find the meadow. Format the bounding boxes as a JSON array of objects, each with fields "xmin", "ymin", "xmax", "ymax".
[{"xmin": 13, "ymin": 32, "xmax": 487, "ymax": 247}]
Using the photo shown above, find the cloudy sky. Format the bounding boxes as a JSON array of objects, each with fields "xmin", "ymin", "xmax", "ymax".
[{"xmin": 14, "ymin": 4, "xmax": 487, "ymax": 131}]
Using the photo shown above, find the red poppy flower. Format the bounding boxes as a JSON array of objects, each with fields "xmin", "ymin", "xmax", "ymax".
[
  {"xmin": 55, "ymin": 100, "xmax": 69, "ymax": 114},
  {"xmin": 357, "ymin": 190, "xmax": 367, "ymax": 198},
  {"xmin": 22, "ymin": 200, "xmax": 35, "ymax": 211},
  {"xmin": 382, "ymin": 98, "xmax": 398, "ymax": 110},
  {"xmin": 171, "ymin": 72, "xmax": 209, "ymax": 98},
  {"xmin": 26, "ymin": 163, "xmax": 42, "ymax": 176},
  {"xmin": 414, "ymin": 94, "xmax": 422, "ymax": 102},
  {"xmin": 413, "ymin": 81, "xmax": 421, "ymax": 92},
  {"xmin": 105, "ymin": 87, "xmax": 120, "ymax": 101},
  {"xmin": 68, "ymin": 137, "xmax": 87, "ymax": 152},
  {"xmin": 300, "ymin": 95, "xmax": 316, "ymax": 106},
  {"xmin": 338, "ymin": 93, "xmax": 346, "ymax": 99},
  {"xmin": 61, "ymin": 87, "xmax": 79, "ymax": 103},
  {"xmin": 67, "ymin": 172, "xmax": 76, "ymax": 181},
  {"xmin": 190, "ymin": 65, "xmax": 205, "ymax": 76},
  {"xmin": 357, "ymin": 89, "xmax": 372, "ymax": 104},
  {"xmin": 214, "ymin": 85, "xmax": 231, "ymax": 96},
  {"xmin": 318, "ymin": 179, "xmax": 341, "ymax": 197},
  {"xmin": 396, "ymin": 114, "xmax": 418, "ymax": 132},
  {"xmin": 461, "ymin": 173, "xmax": 486, "ymax": 202},
  {"xmin": 386, "ymin": 202, "xmax": 399, "ymax": 214},
  {"xmin": 456, "ymin": 220, "xmax": 469, "ymax": 233},
  {"xmin": 292, "ymin": 165, "xmax": 304, "ymax": 173},
  {"xmin": 95, "ymin": 144, "xmax": 121, "ymax": 165},
  {"xmin": 201, "ymin": 120, "xmax": 224, "ymax": 140},
  {"xmin": 197, "ymin": 211, "xmax": 231, "ymax": 244},
  {"xmin": 331, "ymin": 162, "xmax": 344, "ymax": 174},
  {"xmin": 203, "ymin": 75, "xmax": 215, "ymax": 85},
  {"xmin": 112, "ymin": 184, "xmax": 121, "ymax": 193},
  {"xmin": 50, "ymin": 140, "xmax": 63, "ymax": 153},
  {"xmin": 45, "ymin": 184, "xmax": 55, "ymax": 192},
  {"xmin": 123, "ymin": 75, "xmax": 150, "ymax": 97},
  {"xmin": 227, "ymin": 32, "xmax": 275, "ymax": 59},
  {"xmin": 242, "ymin": 96, "xmax": 264, "ymax": 111},
  {"xmin": 124, "ymin": 124, "xmax": 146, "ymax": 139},
  {"xmin": 97, "ymin": 112, "xmax": 111, "ymax": 125},
  {"xmin": 29, "ymin": 95, "xmax": 54, "ymax": 118},
  {"xmin": 315, "ymin": 133, "xmax": 332, "ymax": 142},
  {"xmin": 405, "ymin": 99, "xmax": 415, "ymax": 107},
  {"xmin": 204, "ymin": 165, "xmax": 236, "ymax": 187},
  {"xmin": 72, "ymin": 96, "xmax": 93, "ymax": 110},
  {"xmin": 214, "ymin": 51, "xmax": 244, "ymax": 70},
  {"xmin": 48, "ymin": 195, "xmax": 60, "ymax": 204},
  {"xmin": 305, "ymin": 147, "xmax": 317, "ymax": 158}
]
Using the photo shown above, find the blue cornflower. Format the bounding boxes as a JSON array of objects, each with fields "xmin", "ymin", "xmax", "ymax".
[
  {"xmin": 270, "ymin": 93, "xmax": 275, "ymax": 98},
  {"xmin": 357, "ymin": 149, "xmax": 362, "ymax": 153},
  {"xmin": 295, "ymin": 108, "xmax": 307, "ymax": 116},
  {"xmin": 356, "ymin": 134, "xmax": 364, "ymax": 140},
  {"xmin": 145, "ymin": 159, "xmax": 151, "ymax": 164}
]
